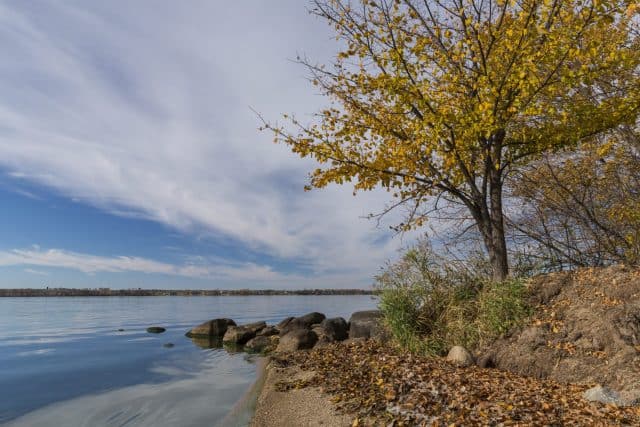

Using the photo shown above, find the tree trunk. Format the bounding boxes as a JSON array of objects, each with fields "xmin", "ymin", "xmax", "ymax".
[
  {"xmin": 471, "ymin": 200, "xmax": 509, "ymax": 282},
  {"xmin": 473, "ymin": 131, "xmax": 509, "ymax": 282},
  {"xmin": 488, "ymin": 172, "xmax": 509, "ymax": 281}
]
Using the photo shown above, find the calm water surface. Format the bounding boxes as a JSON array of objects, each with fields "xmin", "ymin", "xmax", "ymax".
[{"xmin": 0, "ymin": 295, "xmax": 377, "ymax": 426}]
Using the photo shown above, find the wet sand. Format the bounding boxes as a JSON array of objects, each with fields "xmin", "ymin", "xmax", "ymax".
[{"xmin": 250, "ymin": 360, "xmax": 352, "ymax": 427}]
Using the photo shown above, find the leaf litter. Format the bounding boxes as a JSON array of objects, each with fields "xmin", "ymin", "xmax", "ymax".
[{"xmin": 272, "ymin": 340, "xmax": 640, "ymax": 426}]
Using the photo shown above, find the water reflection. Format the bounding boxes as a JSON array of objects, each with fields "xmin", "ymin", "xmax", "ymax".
[
  {"xmin": 0, "ymin": 295, "xmax": 377, "ymax": 426},
  {"xmin": 188, "ymin": 336, "xmax": 223, "ymax": 349},
  {"xmin": 6, "ymin": 352, "xmax": 258, "ymax": 427}
]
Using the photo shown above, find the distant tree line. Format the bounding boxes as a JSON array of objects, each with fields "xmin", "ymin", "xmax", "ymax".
[{"xmin": 0, "ymin": 288, "xmax": 375, "ymax": 297}]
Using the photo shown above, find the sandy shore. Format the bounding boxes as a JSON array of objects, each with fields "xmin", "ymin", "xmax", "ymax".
[{"xmin": 250, "ymin": 360, "xmax": 352, "ymax": 427}]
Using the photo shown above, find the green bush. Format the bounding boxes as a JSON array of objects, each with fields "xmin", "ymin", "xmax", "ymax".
[{"xmin": 376, "ymin": 240, "xmax": 530, "ymax": 356}]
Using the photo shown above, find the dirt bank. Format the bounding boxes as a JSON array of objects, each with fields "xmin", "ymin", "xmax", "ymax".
[{"xmin": 485, "ymin": 264, "xmax": 640, "ymax": 401}]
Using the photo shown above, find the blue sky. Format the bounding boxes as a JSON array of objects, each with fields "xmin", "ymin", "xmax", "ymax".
[{"xmin": 0, "ymin": 1, "xmax": 417, "ymax": 289}]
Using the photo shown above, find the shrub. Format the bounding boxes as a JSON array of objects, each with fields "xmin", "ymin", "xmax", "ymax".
[{"xmin": 376, "ymin": 240, "xmax": 530, "ymax": 356}]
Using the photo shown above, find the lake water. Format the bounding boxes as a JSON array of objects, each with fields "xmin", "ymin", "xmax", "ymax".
[{"xmin": 0, "ymin": 295, "xmax": 377, "ymax": 426}]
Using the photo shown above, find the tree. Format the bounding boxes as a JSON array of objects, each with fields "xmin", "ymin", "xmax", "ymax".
[
  {"xmin": 508, "ymin": 127, "xmax": 640, "ymax": 269},
  {"xmin": 264, "ymin": 0, "xmax": 640, "ymax": 280}
]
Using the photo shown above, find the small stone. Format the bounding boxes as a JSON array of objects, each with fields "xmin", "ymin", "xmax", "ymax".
[
  {"xmin": 146, "ymin": 326, "xmax": 166, "ymax": 334},
  {"xmin": 446, "ymin": 346, "xmax": 474, "ymax": 367},
  {"xmin": 163, "ymin": 343, "xmax": 175, "ymax": 348},
  {"xmin": 583, "ymin": 385, "xmax": 624, "ymax": 406}
]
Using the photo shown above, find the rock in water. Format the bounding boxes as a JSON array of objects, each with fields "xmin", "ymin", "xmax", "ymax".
[
  {"xmin": 279, "ymin": 312, "xmax": 326, "ymax": 336},
  {"xmin": 276, "ymin": 316, "xmax": 295, "ymax": 331},
  {"xmin": 163, "ymin": 343, "xmax": 175, "ymax": 348},
  {"xmin": 245, "ymin": 335, "xmax": 279, "ymax": 353},
  {"xmin": 320, "ymin": 317, "xmax": 349, "ymax": 341},
  {"xmin": 256, "ymin": 325, "xmax": 279, "ymax": 337},
  {"xmin": 146, "ymin": 326, "xmax": 166, "ymax": 334},
  {"xmin": 277, "ymin": 329, "xmax": 318, "ymax": 352},
  {"xmin": 446, "ymin": 346, "xmax": 474, "ymax": 367},
  {"xmin": 583, "ymin": 385, "xmax": 625, "ymax": 406},
  {"xmin": 348, "ymin": 310, "xmax": 385, "ymax": 340},
  {"xmin": 186, "ymin": 318, "xmax": 236, "ymax": 338},
  {"xmin": 223, "ymin": 321, "xmax": 266, "ymax": 345}
]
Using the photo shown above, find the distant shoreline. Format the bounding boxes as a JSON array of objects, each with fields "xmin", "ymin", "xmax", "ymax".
[{"xmin": 0, "ymin": 288, "xmax": 375, "ymax": 297}]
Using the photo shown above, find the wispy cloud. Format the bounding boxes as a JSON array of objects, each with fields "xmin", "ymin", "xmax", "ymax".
[
  {"xmin": 0, "ymin": 1, "xmax": 419, "ymax": 286},
  {"xmin": 1, "ymin": 247, "xmax": 288, "ymax": 282},
  {"xmin": 23, "ymin": 268, "xmax": 49, "ymax": 276}
]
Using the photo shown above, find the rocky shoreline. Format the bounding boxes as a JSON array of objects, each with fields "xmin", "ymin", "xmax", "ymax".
[
  {"xmin": 180, "ymin": 266, "xmax": 640, "ymax": 425},
  {"xmin": 184, "ymin": 309, "xmax": 387, "ymax": 356},
  {"xmin": 179, "ymin": 310, "xmax": 387, "ymax": 426}
]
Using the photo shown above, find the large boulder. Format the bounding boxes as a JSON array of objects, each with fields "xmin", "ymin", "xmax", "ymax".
[
  {"xmin": 276, "ymin": 316, "xmax": 295, "ymax": 331},
  {"xmin": 348, "ymin": 310, "xmax": 385, "ymax": 340},
  {"xmin": 222, "ymin": 321, "xmax": 266, "ymax": 345},
  {"xmin": 319, "ymin": 317, "xmax": 349, "ymax": 341},
  {"xmin": 186, "ymin": 318, "xmax": 236, "ymax": 338},
  {"xmin": 256, "ymin": 325, "xmax": 279, "ymax": 337},
  {"xmin": 279, "ymin": 312, "xmax": 326, "ymax": 336},
  {"xmin": 245, "ymin": 335, "xmax": 279, "ymax": 354},
  {"xmin": 276, "ymin": 329, "xmax": 318, "ymax": 352},
  {"xmin": 446, "ymin": 346, "xmax": 474, "ymax": 367}
]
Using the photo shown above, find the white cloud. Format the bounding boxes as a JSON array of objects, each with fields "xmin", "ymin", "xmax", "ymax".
[
  {"xmin": 0, "ymin": 247, "xmax": 289, "ymax": 282},
  {"xmin": 0, "ymin": 1, "xmax": 420, "ymax": 286},
  {"xmin": 23, "ymin": 268, "xmax": 49, "ymax": 276}
]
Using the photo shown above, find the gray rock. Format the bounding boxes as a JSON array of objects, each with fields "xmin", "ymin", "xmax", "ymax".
[
  {"xmin": 276, "ymin": 317, "xmax": 295, "ymax": 330},
  {"xmin": 320, "ymin": 317, "xmax": 349, "ymax": 341},
  {"xmin": 348, "ymin": 310, "xmax": 386, "ymax": 340},
  {"xmin": 279, "ymin": 312, "xmax": 326, "ymax": 336},
  {"xmin": 446, "ymin": 346, "xmax": 474, "ymax": 367},
  {"xmin": 186, "ymin": 318, "xmax": 236, "ymax": 338},
  {"xmin": 583, "ymin": 385, "xmax": 625, "ymax": 406},
  {"xmin": 256, "ymin": 325, "xmax": 279, "ymax": 337},
  {"xmin": 146, "ymin": 326, "xmax": 166, "ymax": 334},
  {"xmin": 350, "ymin": 310, "xmax": 383, "ymax": 322},
  {"xmin": 621, "ymin": 389, "xmax": 640, "ymax": 406},
  {"xmin": 245, "ymin": 335, "xmax": 279, "ymax": 353},
  {"xmin": 276, "ymin": 329, "xmax": 318, "ymax": 352},
  {"xmin": 223, "ymin": 321, "xmax": 266, "ymax": 344},
  {"xmin": 163, "ymin": 343, "xmax": 175, "ymax": 348},
  {"xmin": 311, "ymin": 325, "xmax": 331, "ymax": 346}
]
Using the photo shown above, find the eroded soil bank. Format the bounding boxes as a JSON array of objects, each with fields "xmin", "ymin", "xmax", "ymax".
[
  {"xmin": 252, "ymin": 265, "xmax": 640, "ymax": 425},
  {"xmin": 485, "ymin": 265, "xmax": 640, "ymax": 402}
]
